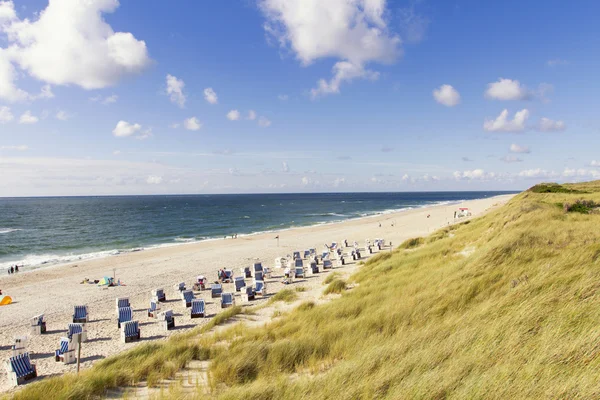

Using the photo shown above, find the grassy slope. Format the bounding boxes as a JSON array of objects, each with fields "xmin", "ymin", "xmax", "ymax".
[{"xmin": 9, "ymin": 182, "xmax": 600, "ymax": 399}]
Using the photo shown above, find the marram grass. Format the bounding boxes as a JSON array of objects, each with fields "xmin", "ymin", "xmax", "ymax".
[{"xmin": 9, "ymin": 181, "xmax": 600, "ymax": 399}]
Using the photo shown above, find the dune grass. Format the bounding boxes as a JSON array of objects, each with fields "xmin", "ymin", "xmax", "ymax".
[
  {"xmin": 323, "ymin": 272, "xmax": 340, "ymax": 285},
  {"xmin": 268, "ymin": 289, "xmax": 298, "ymax": 304},
  {"xmin": 323, "ymin": 278, "xmax": 347, "ymax": 295},
  {"xmin": 10, "ymin": 181, "xmax": 600, "ymax": 399}
]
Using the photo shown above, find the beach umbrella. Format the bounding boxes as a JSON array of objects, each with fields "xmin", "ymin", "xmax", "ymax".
[
  {"xmin": 0, "ymin": 295, "xmax": 13, "ymax": 306},
  {"xmin": 97, "ymin": 276, "xmax": 112, "ymax": 286}
]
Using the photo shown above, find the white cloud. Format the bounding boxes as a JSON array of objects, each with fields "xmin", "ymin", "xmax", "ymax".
[
  {"xmin": 398, "ymin": 5, "xmax": 429, "ymax": 44},
  {"xmin": 247, "ymin": 110, "xmax": 257, "ymax": 120},
  {"xmin": 547, "ymin": 59, "xmax": 569, "ymax": 67},
  {"xmin": 483, "ymin": 109, "xmax": 529, "ymax": 133},
  {"xmin": 203, "ymin": 87, "xmax": 218, "ymax": 104},
  {"xmin": 166, "ymin": 74, "xmax": 186, "ymax": 108},
  {"xmin": 333, "ymin": 177, "xmax": 346, "ymax": 187},
  {"xmin": 282, "ymin": 161, "xmax": 289, "ymax": 172},
  {"xmin": 146, "ymin": 175, "xmax": 163, "ymax": 184},
  {"xmin": 500, "ymin": 155, "xmax": 523, "ymax": 163},
  {"xmin": 311, "ymin": 61, "xmax": 379, "ymax": 98},
  {"xmin": 0, "ymin": 0, "xmax": 150, "ymax": 103},
  {"xmin": 433, "ymin": 84, "xmax": 460, "ymax": 107},
  {"xmin": 136, "ymin": 128, "xmax": 152, "ymax": 140},
  {"xmin": 0, "ymin": 105, "xmax": 13, "ymax": 123},
  {"xmin": 301, "ymin": 176, "xmax": 311, "ymax": 186},
  {"xmin": 518, "ymin": 168, "xmax": 557, "ymax": 179},
  {"xmin": 453, "ymin": 169, "xmax": 487, "ymax": 180},
  {"xmin": 537, "ymin": 117, "xmax": 565, "ymax": 132},
  {"xmin": 226, "ymin": 109, "xmax": 240, "ymax": 121},
  {"xmin": 258, "ymin": 116, "xmax": 272, "ymax": 127},
  {"xmin": 590, "ymin": 160, "xmax": 600, "ymax": 167},
  {"xmin": 0, "ymin": 145, "xmax": 27, "ymax": 151},
  {"xmin": 278, "ymin": 94, "xmax": 288, "ymax": 101},
  {"xmin": 510, "ymin": 143, "xmax": 530, "ymax": 154},
  {"xmin": 112, "ymin": 120, "xmax": 141, "ymax": 137},
  {"xmin": 19, "ymin": 110, "xmax": 38, "ymax": 124},
  {"xmin": 260, "ymin": 0, "xmax": 401, "ymax": 97},
  {"xmin": 103, "ymin": 94, "xmax": 118, "ymax": 104},
  {"xmin": 169, "ymin": 123, "xmax": 180, "ymax": 129},
  {"xmin": 55, "ymin": 110, "xmax": 69, "ymax": 121},
  {"xmin": 37, "ymin": 84, "xmax": 54, "ymax": 99},
  {"xmin": 183, "ymin": 117, "xmax": 202, "ymax": 131},
  {"xmin": 562, "ymin": 168, "xmax": 600, "ymax": 179},
  {"xmin": 485, "ymin": 78, "xmax": 531, "ymax": 101}
]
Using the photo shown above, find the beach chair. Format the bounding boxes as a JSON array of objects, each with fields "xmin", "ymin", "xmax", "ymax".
[
  {"xmin": 121, "ymin": 320, "xmax": 140, "ymax": 343},
  {"xmin": 118, "ymin": 306, "xmax": 133, "ymax": 328},
  {"xmin": 255, "ymin": 281, "xmax": 267, "ymax": 296},
  {"xmin": 54, "ymin": 337, "xmax": 76, "ymax": 364},
  {"xmin": 148, "ymin": 299, "xmax": 161, "ymax": 318},
  {"xmin": 336, "ymin": 257, "xmax": 345, "ymax": 267},
  {"xmin": 152, "ymin": 288, "xmax": 166, "ymax": 302},
  {"xmin": 68, "ymin": 323, "xmax": 87, "ymax": 342},
  {"xmin": 223, "ymin": 269, "xmax": 233, "ymax": 283},
  {"xmin": 321, "ymin": 251, "xmax": 330, "ymax": 261},
  {"xmin": 309, "ymin": 248, "xmax": 316, "ymax": 256},
  {"xmin": 331, "ymin": 242, "xmax": 338, "ymax": 250},
  {"xmin": 211, "ymin": 283, "xmax": 222, "ymax": 298},
  {"xmin": 115, "ymin": 297, "xmax": 130, "ymax": 315},
  {"xmin": 221, "ymin": 292, "xmax": 235, "ymax": 308},
  {"xmin": 234, "ymin": 276, "xmax": 246, "ymax": 292},
  {"xmin": 294, "ymin": 266, "xmax": 305, "ymax": 279},
  {"xmin": 191, "ymin": 299, "xmax": 205, "ymax": 318},
  {"xmin": 241, "ymin": 285, "xmax": 255, "ymax": 302},
  {"xmin": 293, "ymin": 251, "xmax": 301, "ymax": 260},
  {"xmin": 72, "ymin": 305, "xmax": 89, "ymax": 323},
  {"xmin": 174, "ymin": 282, "xmax": 186, "ymax": 292},
  {"xmin": 241, "ymin": 266, "xmax": 252, "ymax": 278},
  {"xmin": 30, "ymin": 314, "xmax": 46, "ymax": 335},
  {"xmin": 5, "ymin": 352, "xmax": 36, "ymax": 387},
  {"xmin": 158, "ymin": 310, "xmax": 175, "ymax": 331},
  {"xmin": 310, "ymin": 262, "xmax": 319, "ymax": 275},
  {"xmin": 323, "ymin": 260, "xmax": 333, "ymax": 270},
  {"xmin": 181, "ymin": 290, "xmax": 195, "ymax": 308},
  {"xmin": 254, "ymin": 270, "xmax": 264, "ymax": 283},
  {"xmin": 304, "ymin": 250, "xmax": 311, "ymax": 259},
  {"xmin": 253, "ymin": 262, "xmax": 263, "ymax": 276},
  {"xmin": 11, "ymin": 336, "xmax": 28, "ymax": 357}
]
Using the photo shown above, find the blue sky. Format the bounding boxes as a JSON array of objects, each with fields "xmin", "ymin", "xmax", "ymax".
[{"xmin": 0, "ymin": 0, "xmax": 599, "ymax": 196}]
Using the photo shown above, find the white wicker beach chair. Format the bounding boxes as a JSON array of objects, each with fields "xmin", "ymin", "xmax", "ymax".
[
  {"xmin": 30, "ymin": 314, "xmax": 46, "ymax": 335},
  {"xmin": 72, "ymin": 305, "xmax": 89, "ymax": 323},
  {"xmin": 121, "ymin": 320, "xmax": 140, "ymax": 343},
  {"xmin": 54, "ymin": 337, "xmax": 76, "ymax": 364},
  {"xmin": 115, "ymin": 297, "xmax": 130, "ymax": 315},
  {"xmin": 221, "ymin": 292, "xmax": 235, "ymax": 308},
  {"xmin": 118, "ymin": 306, "xmax": 133, "ymax": 328},
  {"xmin": 148, "ymin": 299, "xmax": 160, "ymax": 318},
  {"xmin": 152, "ymin": 288, "xmax": 166, "ymax": 302},
  {"xmin": 181, "ymin": 290, "xmax": 195, "ymax": 308},
  {"xmin": 234, "ymin": 276, "xmax": 246, "ymax": 292},
  {"xmin": 158, "ymin": 309, "xmax": 175, "ymax": 331},
  {"xmin": 211, "ymin": 283, "xmax": 222, "ymax": 298},
  {"xmin": 191, "ymin": 299, "xmax": 205, "ymax": 318},
  {"xmin": 241, "ymin": 285, "xmax": 255, "ymax": 302},
  {"xmin": 5, "ymin": 352, "xmax": 37, "ymax": 386},
  {"xmin": 255, "ymin": 281, "xmax": 267, "ymax": 296},
  {"xmin": 68, "ymin": 323, "xmax": 87, "ymax": 342}
]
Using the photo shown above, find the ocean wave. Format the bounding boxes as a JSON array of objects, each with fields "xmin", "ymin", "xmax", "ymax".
[{"xmin": 0, "ymin": 228, "xmax": 21, "ymax": 234}]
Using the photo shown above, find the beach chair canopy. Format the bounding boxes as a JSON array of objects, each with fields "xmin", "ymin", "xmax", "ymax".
[
  {"xmin": 222, "ymin": 293, "xmax": 233, "ymax": 304},
  {"xmin": 123, "ymin": 321, "xmax": 139, "ymax": 337},
  {"xmin": 255, "ymin": 271, "xmax": 264, "ymax": 281},
  {"xmin": 73, "ymin": 306, "xmax": 87, "ymax": 320},
  {"xmin": 234, "ymin": 277, "xmax": 245, "ymax": 290},
  {"xmin": 176, "ymin": 282, "xmax": 185, "ymax": 290},
  {"xmin": 31, "ymin": 314, "xmax": 44, "ymax": 326},
  {"xmin": 118, "ymin": 307, "xmax": 133, "ymax": 323},
  {"xmin": 295, "ymin": 258, "xmax": 303, "ymax": 267},
  {"xmin": 67, "ymin": 323, "xmax": 83, "ymax": 339},
  {"xmin": 191, "ymin": 299, "xmax": 205, "ymax": 314},
  {"xmin": 116, "ymin": 298, "xmax": 130, "ymax": 309},
  {"xmin": 293, "ymin": 251, "xmax": 301, "ymax": 259},
  {"xmin": 149, "ymin": 300, "xmax": 158, "ymax": 312},
  {"xmin": 9, "ymin": 353, "xmax": 35, "ymax": 378},
  {"xmin": 245, "ymin": 286, "xmax": 254, "ymax": 296},
  {"xmin": 57, "ymin": 338, "xmax": 69, "ymax": 356},
  {"xmin": 324, "ymin": 260, "xmax": 333, "ymax": 268},
  {"xmin": 255, "ymin": 281, "xmax": 265, "ymax": 293},
  {"xmin": 253, "ymin": 262, "xmax": 263, "ymax": 272},
  {"xmin": 183, "ymin": 290, "xmax": 195, "ymax": 303}
]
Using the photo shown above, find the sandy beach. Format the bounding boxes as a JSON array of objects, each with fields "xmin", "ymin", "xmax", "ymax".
[{"xmin": 0, "ymin": 194, "xmax": 513, "ymax": 392}]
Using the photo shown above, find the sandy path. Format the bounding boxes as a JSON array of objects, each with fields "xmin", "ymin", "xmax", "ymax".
[{"xmin": 0, "ymin": 194, "xmax": 513, "ymax": 392}]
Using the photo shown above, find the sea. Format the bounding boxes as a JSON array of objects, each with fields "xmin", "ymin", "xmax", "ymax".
[{"xmin": 0, "ymin": 192, "xmax": 515, "ymax": 272}]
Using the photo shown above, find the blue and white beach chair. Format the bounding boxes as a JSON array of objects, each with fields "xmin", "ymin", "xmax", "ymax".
[
  {"xmin": 68, "ymin": 323, "xmax": 87, "ymax": 342},
  {"xmin": 241, "ymin": 266, "xmax": 252, "ymax": 278},
  {"xmin": 253, "ymin": 262, "xmax": 263, "ymax": 276},
  {"xmin": 148, "ymin": 299, "xmax": 160, "ymax": 318},
  {"xmin": 323, "ymin": 259, "xmax": 333, "ymax": 270},
  {"xmin": 72, "ymin": 305, "xmax": 88, "ymax": 323},
  {"xmin": 30, "ymin": 314, "xmax": 46, "ymax": 335},
  {"xmin": 121, "ymin": 320, "xmax": 140, "ymax": 343},
  {"xmin": 234, "ymin": 276, "xmax": 246, "ymax": 292},
  {"xmin": 294, "ymin": 265, "xmax": 305, "ymax": 279},
  {"xmin": 118, "ymin": 306, "xmax": 133, "ymax": 328},
  {"xmin": 303, "ymin": 250, "xmax": 311, "ymax": 259},
  {"xmin": 241, "ymin": 285, "xmax": 255, "ymax": 302},
  {"xmin": 211, "ymin": 283, "xmax": 222, "ymax": 298},
  {"xmin": 254, "ymin": 271, "xmax": 264, "ymax": 283},
  {"xmin": 174, "ymin": 282, "xmax": 186, "ymax": 292},
  {"xmin": 255, "ymin": 281, "xmax": 267, "ymax": 296},
  {"xmin": 5, "ymin": 352, "xmax": 37, "ymax": 386},
  {"xmin": 181, "ymin": 290, "xmax": 195, "ymax": 308},
  {"xmin": 310, "ymin": 262, "xmax": 319, "ymax": 275},
  {"xmin": 221, "ymin": 292, "xmax": 235, "ymax": 309},
  {"xmin": 159, "ymin": 309, "xmax": 175, "ymax": 331},
  {"xmin": 54, "ymin": 337, "xmax": 76, "ymax": 364},
  {"xmin": 191, "ymin": 299, "xmax": 205, "ymax": 318},
  {"xmin": 115, "ymin": 297, "xmax": 130, "ymax": 315},
  {"xmin": 293, "ymin": 251, "xmax": 301, "ymax": 260},
  {"xmin": 152, "ymin": 288, "xmax": 166, "ymax": 302}
]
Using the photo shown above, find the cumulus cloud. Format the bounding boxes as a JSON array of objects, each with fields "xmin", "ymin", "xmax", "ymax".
[
  {"xmin": 112, "ymin": 120, "xmax": 141, "ymax": 137},
  {"xmin": 453, "ymin": 169, "xmax": 498, "ymax": 181},
  {"xmin": 166, "ymin": 74, "xmax": 186, "ymax": 108},
  {"xmin": 184, "ymin": 117, "xmax": 202, "ymax": 131},
  {"xmin": 537, "ymin": 117, "xmax": 566, "ymax": 132},
  {"xmin": 258, "ymin": 116, "xmax": 271, "ymax": 127},
  {"xmin": 0, "ymin": 0, "xmax": 150, "ymax": 102},
  {"xmin": 90, "ymin": 94, "xmax": 118, "ymax": 104},
  {"xmin": 562, "ymin": 168, "xmax": 600, "ymax": 179},
  {"xmin": 260, "ymin": 0, "xmax": 401, "ymax": 97},
  {"xmin": 146, "ymin": 175, "xmax": 163, "ymax": 184},
  {"xmin": 247, "ymin": 110, "xmax": 257, "ymax": 120},
  {"xmin": 483, "ymin": 109, "xmax": 529, "ymax": 133},
  {"xmin": 55, "ymin": 110, "xmax": 69, "ymax": 121},
  {"xmin": 485, "ymin": 78, "xmax": 531, "ymax": 101},
  {"xmin": 0, "ymin": 106, "xmax": 13, "ymax": 123},
  {"xmin": 590, "ymin": 160, "xmax": 600, "ymax": 167},
  {"xmin": 19, "ymin": 110, "xmax": 38, "ymax": 124},
  {"xmin": 301, "ymin": 176, "xmax": 311, "ymax": 186},
  {"xmin": 397, "ymin": 5, "xmax": 429, "ymax": 44},
  {"xmin": 226, "ymin": 110, "xmax": 240, "ymax": 121},
  {"xmin": 518, "ymin": 168, "xmax": 557, "ymax": 179},
  {"xmin": 510, "ymin": 143, "xmax": 530, "ymax": 154},
  {"xmin": 203, "ymin": 88, "xmax": 218, "ymax": 104},
  {"xmin": 433, "ymin": 84, "xmax": 460, "ymax": 107},
  {"xmin": 282, "ymin": 161, "xmax": 289, "ymax": 172}
]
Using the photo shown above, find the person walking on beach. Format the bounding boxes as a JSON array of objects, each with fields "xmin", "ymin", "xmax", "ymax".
[
  {"xmin": 10, "ymin": 266, "xmax": 14, "ymax": 274},
  {"xmin": 14, "ymin": 265, "xmax": 19, "ymax": 273}
]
